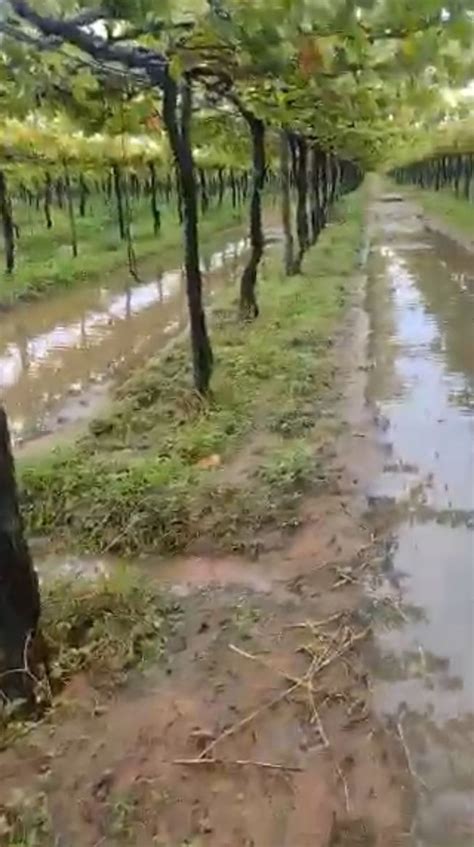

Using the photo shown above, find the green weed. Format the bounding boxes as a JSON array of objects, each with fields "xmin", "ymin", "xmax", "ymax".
[
  {"xmin": 42, "ymin": 569, "xmax": 176, "ymax": 689},
  {"xmin": 0, "ymin": 791, "xmax": 51, "ymax": 847},
  {"xmin": 268, "ymin": 403, "xmax": 316, "ymax": 437},
  {"xmin": 0, "ymin": 571, "xmax": 177, "ymax": 749},
  {"xmin": 256, "ymin": 441, "xmax": 314, "ymax": 491},
  {"xmin": 104, "ymin": 793, "xmax": 138, "ymax": 842}
]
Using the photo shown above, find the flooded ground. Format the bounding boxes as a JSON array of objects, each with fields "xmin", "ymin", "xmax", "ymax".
[
  {"xmin": 366, "ymin": 196, "xmax": 474, "ymax": 845},
  {"xmin": 0, "ymin": 227, "xmax": 250, "ymax": 449},
  {"xmin": 2, "ymin": 191, "xmax": 473, "ymax": 845}
]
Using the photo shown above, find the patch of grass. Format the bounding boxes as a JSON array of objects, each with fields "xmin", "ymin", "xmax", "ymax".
[
  {"xmin": 19, "ymin": 189, "xmax": 365, "ymax": 556},
  {"xmin": 42, "ymin": 569, "xmax": 176, "ymax": 690},
  {"xmin": 0, "ymin": 571, "xmax": 178, "ymax": 749},
  {"xmin": 0, "ymin": 200, "xmax": 244, "ymax": 306},
  {"xmin": 399, "ymin": 184, "xmax": 473, "ymax": 239},
  {"xmin": 268, "ymin": 403, "xmax": 316, "ymax": 437},
  {"xmin": 104, "ymin": 792, "xmax": 139, "ymax": 842},
  {"xmin": 0, "ymin": 791, "xmax": 52, "ymax": 847},
  {"xmin": 256, "ymin": 441, "xmax": 314, "ymax": 491}
]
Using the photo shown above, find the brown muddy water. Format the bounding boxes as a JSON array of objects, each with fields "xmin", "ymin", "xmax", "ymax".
[
  {"xmin": 0, "ymin": 227, "xmax": 252, "ymax": 449},
  {"xmin": 366, "ymin": 197, "xmax": 474, "ymax": 845}
]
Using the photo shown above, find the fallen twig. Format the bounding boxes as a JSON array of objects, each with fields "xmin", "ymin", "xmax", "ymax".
[
  {"xmin": 332, "ymin": 570, "xmax": 359, "ymax": 590},
  {"xmin": 229, "ymin": 644, "xmax": 317, "ymax": 693},
  {"xmin": 335, "ymin": 763, "xmax": 351, "ymax": 813},
  {"xmin": 230, "ymin": 643, "xmax": 331, "ymax": 753},
  {"xmin": 314, "ymin": 558, "xmax": 334, "ymax": 571},
  {"xmin": 311, "ymin": 625, "xmax": 372, "ymax": 678},
  {"xmin": 197, "ymin": 681, "xmax": 301, "ymax": 760},
  {"xmin": 0, "ymin": 631, "xmax": 49, "ymax": 701},
  {"xmin": 190, "ymin": 622, "xmax": 370, "ymax": 770},
  {"xmin": 396, "ymin": 719, "xmax": 428, "ymax": 791},
  {"xmin": 383, "ymin": 595, "xmax": 409, "ymax": 623},
  {"xmin": 285, "ymin": 612, "xmax": 345, "ymax": 632},
  {"xmin": 174, "ymin": 757, "xmax": 303, "ymax": 772},
  {"xmin": 308, "ymin": 687, "xmax": 330, "ymax": 749}
]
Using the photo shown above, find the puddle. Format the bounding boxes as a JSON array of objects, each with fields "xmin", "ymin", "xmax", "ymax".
[
  {"xmin": 0, "ymin": 228, "xmax": 252, "ymax": 449},
  {"xmin": 366, "ymin": 198, "xmax": 474, "ymax": 844}
]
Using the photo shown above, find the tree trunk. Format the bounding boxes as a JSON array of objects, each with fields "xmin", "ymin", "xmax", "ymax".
[
  {"xmin": 199, "ymin": 169, "xmax": 209, "ymax": 215},
  {"xmin": 56, "ymin": 179, "xmax": 64, "ymax": 209},
  {"xmin": 44, "ymin": 173, "xmax": 53, "ymax": 229},
  {"xmin": 112, "ymin": 164, "xmax": 126, "ymax": 240},
  {"xmin": 280, "ymin": 130, "xmax": 295, "ymax": 275},
  {"xmin": 318, "ymin": 152, "xmax": 330, "ymax": 229},
  {"xmin": 292, "ymin": 135, "xmax": 309, "ymax": 273},
  {"xmin": 131, "ymin": 173, "xmax": 140, "ymax": 200},
  {"xmin": 148, "ymin": 162, "xmax": 161, "ymax": 235},
  {"xmin": 162, "ymin": 74, "xmax": 213, "ymax": 395},
  {"xmin": 0, "ymin": 170, "xmax": 15, "ymax": 274},
  {"xmin": 175, "ymin": 170, "xmax": 184, "ymax": 223},
  {"xmin": 78, "ymin": 174, "xmax": 88, "ymax": 217},
  {"xmin": 330, "ymin": 156, "xmax": 339, "ymax": 204},
  {"xmin": 454, "ymin": 155, "xmax": 462, "ymax": 196},
  {"xmin": 53, "ymin": 181, "xmax": 60, "ymax": 208},
  {"xmin": 0, "ymin": 407, "xmax": 41, "ymax": 705},
  {"xmin": 463, "ymin": 155, "xmax": 472, "ymax": 201},
  {"xmin": 230, "ymin": 170, "xmax": 237, "ymax": 208},
  {"xmin": 63, "ymin": 162, "xmax": 78, "ymax": 258},
  {"xmin": 217, "ymin": 168, "xmax": 225, "ymax": 206},
  {"xmin": 308, "ymin": 145, "xmax": 321, "ymax": 246},
  {"xmin": 239, "ymin": 113, "xmax": 265, "ymax": 319}
]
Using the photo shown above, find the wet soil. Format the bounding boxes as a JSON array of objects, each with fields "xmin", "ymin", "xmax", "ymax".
[
  {"xmin": 1, "ymin": 190, "xmax": 472, "ymax": 846},
  {"xmin": 0, "ymin": 216, "xmax": 413, "ymax": 845},
  {"xmin": 423, "ymin": 212, "xmax": 474, "ymax": 255}
]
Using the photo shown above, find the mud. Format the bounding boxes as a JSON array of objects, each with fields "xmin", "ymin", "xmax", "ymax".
[
  {"xmin": 1, "ymin": 189, "xmax": 472, "ymax": 845},
  {"xmin": 0, "ymin": 210, "xmax": 413, "ymax": 845},
  {"xmin": 423, "ymin": 214, "xmax": 474, "ymax": 255}
]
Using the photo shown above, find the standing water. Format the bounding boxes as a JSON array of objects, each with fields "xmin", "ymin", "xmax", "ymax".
[
  {"xmin": 366, "ymin": 196, "xmax": 474, "ymax": 845},
  {"xmin": 0, "ymin": 229, "xmax": 249, "ymax": 449}
]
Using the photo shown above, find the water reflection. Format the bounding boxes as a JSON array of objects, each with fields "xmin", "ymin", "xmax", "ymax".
[
  {"xmin": 0, "ymin": 234, "xmax": 249, "ymax": 446},
  {"xmin": 366, "ymin": 198, "xmax": 474, "ymax": 845}
]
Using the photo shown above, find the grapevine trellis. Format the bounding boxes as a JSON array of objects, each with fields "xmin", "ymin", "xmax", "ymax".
[
  {"xmin": 0, "ymin": 0, "xmax": 472, "ymax": 393},
  {"xmin": 391, "ymin": 120, "xmax": 474, "ymax": 200}
]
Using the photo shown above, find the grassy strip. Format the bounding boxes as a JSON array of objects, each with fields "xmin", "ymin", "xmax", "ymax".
[
  {"xmin": 42, "ymin": 570, "xmax": 176, "ymax": 690},
  {"xmin": 0, "ymin": 200, "xmax": 244, "ymax": 306},
  {"xmin": 19, "ymin": 190, "xmax": 365, "ymax": 556},
  {"xmin": 401, "ymin": 184, "xmax": 473, "ymax": 239},
  {"xmin": 0, "ymin": 569, "xmax": 178, "ymax": 749},
  {"xmin": 0, "ymin": 792, "xmax": 52, "ymax": 846}
]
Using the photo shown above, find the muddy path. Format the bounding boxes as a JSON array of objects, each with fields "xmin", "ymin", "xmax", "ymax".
[
  {"xmin": 0, "ymin": 225, "xmax": 253, "ymax": 452},
  {"xmin": 0, "ymin": 189, "xmax": 472, "ymax": 846},
  {"xmin": 365, "ymin": 194, "xmax": 474, "ymax": 845},
  {"xmin": 0, "ymin": 209, "xmax": 413, "ymax": 846}
]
